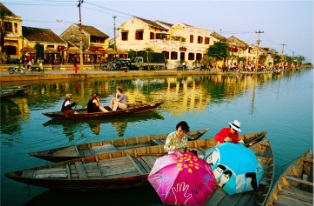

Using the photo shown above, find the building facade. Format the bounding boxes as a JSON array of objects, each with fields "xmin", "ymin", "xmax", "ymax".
[{"xmin": 116, "ymin": 16, "xmax": 216, "ymax": 69}]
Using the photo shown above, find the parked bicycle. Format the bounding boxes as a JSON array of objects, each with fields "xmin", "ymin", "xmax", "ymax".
[{"xmin": 8, "ymin": 64, "xmax": 26, "ymax": 75}]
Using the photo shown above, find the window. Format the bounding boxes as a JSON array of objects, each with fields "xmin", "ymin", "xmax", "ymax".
[
  {"xmin": 171, "ymin": 51, "xmax": 178, "ymax": 60},
  {"xmin": 196, "ymin": 53, "xmax": 202, "ymax": 60},
  {"xmin": 188, "ymin": 53, "xmax": 195, "ymax": 60},
  {"xmin": 4, "ymin": 22, "xmax": 13, "ymax": 32},
  {"xmin": 190, "ymin": 35, "xmax": 194, "ymax": 43},
  {"xmin": 156, "ymin": 33, "xmax": 163, "ymax": 39},
  {"xmin": 122, "ymin": 31, "xmax": 128, "ymax": 41},
  {"xmin": 14, "ymin": 23, "xmax": 18, "ymax": 33},
  {"xmin": 205, "ymin": 37, "xmax": 210, "ymax": 44},
  {"xmin": 135, "ymin": 30, "xmax": 143, "ymax": 40},
  {"xmin": 6, "ymin": 45, "xmax": 17, "ymax": 55},
  {"xmin": 163, "ymin": 51, "xmax": 169, "ymax": 59},
  {"xmin": 150, "ymin": 32, "xmax": 155, "ymax": 39},
  {"xmin": 197, "ymin": 36, "xmax": 203, "ymax": 44}
]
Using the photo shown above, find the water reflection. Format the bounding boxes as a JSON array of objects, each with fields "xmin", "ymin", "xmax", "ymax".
[{"xmin": 1, "ymin": 71, "xmax": 294, "ymax": 137}]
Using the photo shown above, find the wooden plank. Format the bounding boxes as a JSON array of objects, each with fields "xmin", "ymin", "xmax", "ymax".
[
  {"xmin": 91, "ymin": 144, "xmax": 118, "ymax": 155},
  {"xmin": 75, "ymin": 162, "xmax": 87, "ymax": 179},
  {"xmin": 21, "ymin": 170, "xmax": 35, "ymax": 178},
  {"xmin": 150, "ymin": 138, "xmax": 164, "ymax": 145},
  {"xmin": 285, "ymin": 175, "xmax": 314, "ymax": 186},
  {"xmin": 126, "ymin": 155, "xmax": 145, "ymax": 174},
  {"xmin": 66, "ymin": 163, "xmax": 71, "ymax": 179},
  {"xmin": 281, "ymin": 185, "xmax": 313, "ymax": 204}
]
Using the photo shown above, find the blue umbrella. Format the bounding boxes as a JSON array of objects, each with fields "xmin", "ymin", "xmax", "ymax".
[{"xmin": 203, "ymin": 143, "xmax": 263, "ymax": 195}]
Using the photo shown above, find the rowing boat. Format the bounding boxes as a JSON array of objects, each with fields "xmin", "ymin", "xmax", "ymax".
[
  {"xmin": 205, "ymin": 137, "xmax": 274, "ymax": 206},
  {"xmin": 266, "ymin": 150, "xmax": 313, "ymax": 206},
  {"xmin": 29, "ymin": 128, "xmax": 210, "ymax": 162},
  {"xmin": 5, "ymin": 131, "xmax": 268, "ymax": 193},
  {"xmin": 42, "ymin": 100, "xmax": 163, "ymax": 119},
  {"xmin": 0, "ymin": 84, "xmax": 30, "ymax": 98}
]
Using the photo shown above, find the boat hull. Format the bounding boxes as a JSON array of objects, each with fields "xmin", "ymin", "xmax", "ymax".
[
  {"xmin": 266, "ymin": 150, "xmax": 313, "ymax": 206},
  {"xmin": 42, "ymin": 101, "xmax": 163, "ymax": 119},
  {"xmin": 5, "ymin": 136, "xmax": 273, "ymax": 206},
  {"xmin": 29, "ymin": 128, "xmax": 210, "ymax": 162}
]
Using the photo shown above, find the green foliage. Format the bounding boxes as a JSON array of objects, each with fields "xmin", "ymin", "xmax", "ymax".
[
  {"xmin": 35, "ymin": 43, "xmax": 44, "ymax": 59},
  {"xmin": 258, "ymin": 54, "xmax": 267, "ymax": 64},
  {"xmin": 273, "ymin": 54, "xmax": 281, "ymax": 65},
  {"xmin": 206, "ymin": 41, "xmax": 229, "ymax": 61}
]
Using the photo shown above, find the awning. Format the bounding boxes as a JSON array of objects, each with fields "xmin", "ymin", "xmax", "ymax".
[{"xmin": 20, "ymin": 46, "xmax": 36, "ymax": 53}]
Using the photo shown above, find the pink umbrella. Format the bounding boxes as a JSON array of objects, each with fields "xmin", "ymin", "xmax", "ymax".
[{"xmin": 148, "ymin": 152, "xmax": 216, "ymax": 206}]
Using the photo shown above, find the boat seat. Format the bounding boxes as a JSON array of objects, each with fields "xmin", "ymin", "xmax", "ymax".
[{"xmin": 91, "ymin": 144, "xmax": 118, "ymax": 155}]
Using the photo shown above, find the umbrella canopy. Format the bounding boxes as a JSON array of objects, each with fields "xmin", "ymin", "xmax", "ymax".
[
  {"xmin": 104, "ymin": 48, "xmax": 117, "ymax": 54},
  {"xmin": 67, "ymin": 47, "xmax": 81, "ymax": 54},
  {"xmin": 148, "ymin": 152, "xmax": 216, "ymax": 206},
  {"xmin": 204, "ymin": 143, "xmax": 263, "ymax": 195},
  {"xmin": 20, "ymin": 46, "xmax": 36, "ymax": 53},
  {"xmin": 44, "ymin": 48, "xmax": 58, "ymax": 54},
  {"xmin": 83, "ymin": 49, "xmax": 94, "ymax": 55}
]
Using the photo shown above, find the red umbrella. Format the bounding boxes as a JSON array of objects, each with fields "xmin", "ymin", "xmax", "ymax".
[{"xmin": 148, "ymin": 152, "xmax": 216, "ymax": 206}]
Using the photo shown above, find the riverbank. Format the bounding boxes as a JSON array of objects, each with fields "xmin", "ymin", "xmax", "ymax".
[{"xmin": 0, "ymin": 67, "xmax": 224, "ymax": 82}]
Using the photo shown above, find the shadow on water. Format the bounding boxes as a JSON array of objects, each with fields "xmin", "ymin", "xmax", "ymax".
[
  {"xmin": 23, "ymin": 186, "xmax": 165, "ymax": 206},
  {"xmin": 42, "ymin": 111, "xmax": 164, "ymax": 137}
]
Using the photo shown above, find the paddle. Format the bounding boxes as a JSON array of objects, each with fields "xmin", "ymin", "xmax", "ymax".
[{"xmin": 244, "ymin": 133, "xmax": 265, "ymax": 147}]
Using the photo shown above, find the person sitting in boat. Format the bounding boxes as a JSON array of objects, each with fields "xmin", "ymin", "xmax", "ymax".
[
  {"xmin": 164, "ymin": 121, "xmax": 190, "ymax": 154},
  {"xmin": 214, "ymin": 120, "xmax": 243, "ymax": 145},
  {"xmin": 109, "ymin": 88, "xmax": 128, "ymax": 111},
  {"xmin": 87, "ymin": 93, "xmax": 108, "ymax": 113},
  {"xmin": 61, "ymin": 93, "xmax": 78, "ymax": 115}
]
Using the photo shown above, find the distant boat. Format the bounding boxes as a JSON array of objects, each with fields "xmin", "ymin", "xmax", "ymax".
[
  {"xmin": 240, "ymin": 70, "xmax": 273, "ymax": 74},
  {"xmin": 0, "ymin": 84, "xmax": 30, "ymax": 98},
  {"xmin": 266, "ymin": 150, "xmax": 313, "ymax": 206},
  {"xmin": 42, "ymin": 100, "xmax": 164, "ymax": 119}
]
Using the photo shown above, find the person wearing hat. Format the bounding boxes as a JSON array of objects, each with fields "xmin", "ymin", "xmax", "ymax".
[
  {"xmin": 214, "ymin": 120, "xmax": 241, "ymax": 145},
  {"xmin": 61, "ymin": 93, "xmax": 78, "ymax": 115}
]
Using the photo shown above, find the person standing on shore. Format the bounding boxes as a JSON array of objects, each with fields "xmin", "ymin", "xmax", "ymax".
[{"xmin": 74, "ymin": 59, "xmax": 78, "ymax": 73}]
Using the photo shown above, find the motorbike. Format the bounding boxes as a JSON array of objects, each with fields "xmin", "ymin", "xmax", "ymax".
[{"xmin": 8, "ymin": 65, "xmax": 26, "ymax": 75}]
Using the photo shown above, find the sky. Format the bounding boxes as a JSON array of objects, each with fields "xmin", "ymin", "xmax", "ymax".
[{"xmin": 2, "ymin": 0, "xmax": 313, "ymax": 63}]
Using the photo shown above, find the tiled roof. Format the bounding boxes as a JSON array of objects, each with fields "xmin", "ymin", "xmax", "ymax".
[
  {"xmin": 134, "ymin": 16, "xmax": 167, "ymax": 30},
  {"xmin": 211, "ymin": 32, "xmax": 227, "ymax": 42},
  {"xmin": 227, "ymin": 36, "xmax": 249, "ymax": 48},
  {"xmin": 155, "ymin": 20, "xmax": 173, "ymax": 28},
  {"xmin": 0, "ymin": 3, "xmax": 17, "ymax": 17},
  {"xmin": 22, "ymin": 26, "xmax": 65, "ymax": 43},
  {"xmin": 80, "ymin": 25, "xmax": 109, "ymax": 38}
]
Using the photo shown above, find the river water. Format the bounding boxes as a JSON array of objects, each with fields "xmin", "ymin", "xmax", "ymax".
[{"xmin": 1, "ymin": 69, "xmax": 313, "ymax": 206}]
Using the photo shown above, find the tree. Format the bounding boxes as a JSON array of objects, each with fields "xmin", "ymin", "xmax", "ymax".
[
  {"xmin": 258, "ymin": 54, "xmax": 267, "ymax": 65},
  {"xmin": 273, "ymin": 54, "xmax": 281, "ymax": 66},
  {"xmin": 34, "ymin": 43, "xmax": 43, "ymax": 60},
  {"xmin": 206, "ymin": 41, "xmax": 229, "ymax": 66},
  {"xmin": 144, "ymin": 47, "xmax": 153, "ymax": 70}
]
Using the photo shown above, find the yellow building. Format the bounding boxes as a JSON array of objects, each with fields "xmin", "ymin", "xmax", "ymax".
[
  {"xmin": 0, "ymin": 3, "xmax": 23, "ymax": 62},
  {"xmin": 116, "ymin": 16, "xmax": 216, "ymax": 69}
]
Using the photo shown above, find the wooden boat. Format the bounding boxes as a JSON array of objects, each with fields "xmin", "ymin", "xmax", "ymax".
[
  {"xmin": 5, "ymin": 131, "xmax": 269, "ymax": 193},
  {"xmin": 42, "ymin": 100, "xmax": 163, "ymax": 119},
  {"xmin": 0, "ymin": 89, "xmax": 17, "ymax": 98},
  {"xmin": 29, "ymin": 128, "xmax": 210, "ymax": 162},
  {"xmin": 205, "ymin": 137, "xmax": 274, "ymax": 206},
  {"xmin": 266, "ymin": 150, "xmax": 313, "ymax": 206},
  {"xmin": 240, "ymin": 71, "xmax": 273, "ymax": 74},
  {"xmin": 0, "ymin": 84, "xmax": 30, "ymax": 98}
]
